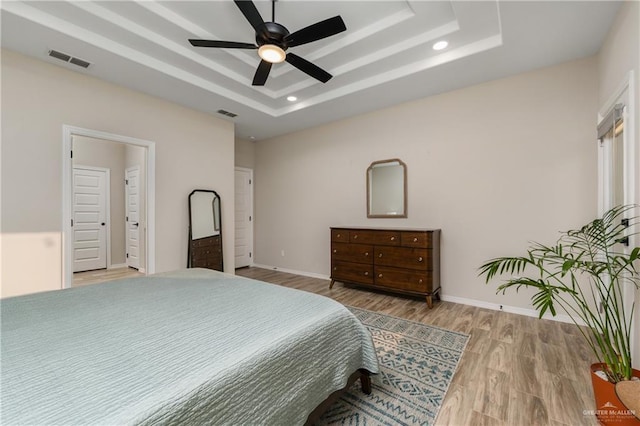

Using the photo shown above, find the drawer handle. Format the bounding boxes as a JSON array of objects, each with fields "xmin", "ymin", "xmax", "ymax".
[
  {"xmin": 378, "ymin": 253, "xmax": 383, "ymax": 258},
  {"xmin": 419, "ymin": 279, "xmax": 423, "ymax": 284},
  {"xmin": 413, "ymin": 237, "xmax": 418, "ymax": 242},
  {"xmin": 418, "ymin": 256, "xmax": 423, "ymax": 262},
  {"xmin": 333, "ymin": 249, "xmax": 337, "ymax": 253},
  {"xmin": 354, "ymin": 234, "xmax": 358, "ymax": 239},
  {"xmin": 333, "ymin": 267, "xmax": 337, "ymax": 271},
  {"xmin": 365, "ymin": 252, "xmax": 369, "ymax": 256},
  {"xmin": 390, "ymin": 236, "xmax": 395, "ymax": 241},
  {"xmin": 364, "ymin": 271, "xmax": 369, "ymax": 276},
  {"xmin": 337, "ymin": 233, "xmax": 341, "ymax": 238},
  {"xmin": 378, "ymin": 273, "xmax": 383, "ymax": 278}
]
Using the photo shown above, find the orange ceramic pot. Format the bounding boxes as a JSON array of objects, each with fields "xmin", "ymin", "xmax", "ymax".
[{"xmin": 590, "ymin": 363, "xmax": 640, "ymax": 425}]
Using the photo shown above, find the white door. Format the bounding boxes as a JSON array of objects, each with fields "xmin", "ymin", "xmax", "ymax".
[
  {"xmin": 235, "ymin": 167, "xmax": 253, "ymax": 268},
  {"xmin": 126, "ymin": 166, "xmax": 141, "ymax": 270},
  {"xmin": 73, "ymin": 166, "xmax": 108, "ymax": 272}
]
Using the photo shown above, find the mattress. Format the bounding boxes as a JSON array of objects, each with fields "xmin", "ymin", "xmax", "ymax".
[{"xmin": 0, "ymin": 269, "xmax": 378, "ymax": 425}]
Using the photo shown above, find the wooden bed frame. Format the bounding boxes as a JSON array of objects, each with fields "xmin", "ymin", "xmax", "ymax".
[{"xmin": 305, "ymin": 369, "xmax": 372, "ymax": 425}]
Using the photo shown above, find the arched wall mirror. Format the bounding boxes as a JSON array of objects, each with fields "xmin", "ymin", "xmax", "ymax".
[
  {"xmin": 188, "ymin": 189, "xmax": 223, "ymax": 271},
  {"xmin": 367, "ymin": 159, "xmax": 407, "ymax": 218}
]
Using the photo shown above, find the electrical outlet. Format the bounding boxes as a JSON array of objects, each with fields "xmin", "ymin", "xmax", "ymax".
[{"xmin": 281, "ymin": 250, "xmax": 285, "ymax": 257}]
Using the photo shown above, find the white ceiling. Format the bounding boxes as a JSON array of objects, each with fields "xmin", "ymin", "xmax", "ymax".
[{"xmin": 1, "ymin": 1, "xmax": 621, "ymax": 141}]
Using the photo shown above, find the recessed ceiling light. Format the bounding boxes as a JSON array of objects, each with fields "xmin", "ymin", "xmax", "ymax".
[
  {"xmin": 249, "ymin": 136, "xmax": 256, "ymax": 140},
  {"xmin": 433, "ymin": 40, "xmax": 448, "ymax": 51},
  {"xmin": 287, "ymin": 96, "xmax": 297, "ymax": 102}
]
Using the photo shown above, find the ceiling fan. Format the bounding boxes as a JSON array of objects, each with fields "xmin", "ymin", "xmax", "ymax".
[{"xmin": 189, "ymin": 0, "xmax": 347, "ymax": 86}]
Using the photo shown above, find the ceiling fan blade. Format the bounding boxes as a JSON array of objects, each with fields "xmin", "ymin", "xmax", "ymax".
[
  {"xmin": 252, "ymin": 60, "xmax": 272, "ymax": 86},
  {"xmin": 284, "ymin": 16, "xmax": 346, "ymax": 48},
  {"xmin": 286, "ymin": 53, "xmax": 332, "ymax": 83},
  {"xmin": 189, "ymin": 39, "xmax": 257, "ymax": 49},
  {"xmin": 234, "ymin": 0, "xmax": 265, "ymax": 33}
]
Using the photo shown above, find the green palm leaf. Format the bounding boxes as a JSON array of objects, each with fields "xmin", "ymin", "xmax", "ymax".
[{"xmin": 478, "ymin": 204, "xmax": 639, "ymax": 382}]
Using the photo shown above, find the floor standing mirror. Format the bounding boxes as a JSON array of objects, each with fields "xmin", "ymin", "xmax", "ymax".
[{"xmin": 188, "ymin": 189, "xmax": 223, "ymax": 271}]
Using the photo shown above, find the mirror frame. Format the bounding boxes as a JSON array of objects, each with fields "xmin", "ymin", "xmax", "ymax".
[
  {"xmin": 366, "ymin": 158, "xmax": 407, "ymax": 218},
  {"xmin": 188, "ymin": 189, "xmax": 223, "ymax": 271}
]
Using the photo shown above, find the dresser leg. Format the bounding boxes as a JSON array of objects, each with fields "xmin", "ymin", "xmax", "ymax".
[
  {"xmin": 426, "ymin": 295, "xmax": 433, "ymax": 309},
  {"xmin": 329, "ymin": 279, "xmax": 335, "ymax": 289}
]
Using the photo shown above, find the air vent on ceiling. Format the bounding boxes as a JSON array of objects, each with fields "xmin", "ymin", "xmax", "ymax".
[
  {"xmin": 48, "ymin": 50, "xmax": 91, "ymax": 69},
  {"xmin": 217, "ymin": 109, "xmax": 238, "ymax": 118}
]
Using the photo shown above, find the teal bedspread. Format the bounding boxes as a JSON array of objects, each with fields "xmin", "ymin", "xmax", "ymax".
[{"xmin": 0, "ymin": 269, "xmax": 378, "ymax": 425}]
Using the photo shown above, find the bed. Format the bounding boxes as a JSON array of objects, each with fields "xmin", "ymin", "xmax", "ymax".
[{"xmin": 0, "ymin": 268, "xmax": 378, "ymax": 425}]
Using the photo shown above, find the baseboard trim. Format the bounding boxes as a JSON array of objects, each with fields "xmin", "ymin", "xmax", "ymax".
[
  {"xmin": 440, "ymin": 294, "xmax": 585, "ymax": 326},
  {"xmin": 251, "ymin": 264, "xmax": 330, "ymax": 281},
  {"xmin": 251, "ymin": 264, "xmax": 584, "ymax": 326}
]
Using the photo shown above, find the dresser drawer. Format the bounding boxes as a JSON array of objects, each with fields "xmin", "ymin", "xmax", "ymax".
[
  {"xmin": 331, "ymin": 229, "xmax": 350, "ymax": 243},
  {"xmin": 401, "ymin": 231, "xmax": 432, "ymax": 248},
  {"xmin": 191, "ymin": 246, "xmax": 221, "ymax": 261},
  {"xmin": 350, "ymin": 230, "xmax": 400, "ymax": 246},
  {"xmin": 374, "ymin": 266, "xmax": 432, "ymax": 293},
  {"xmin": 191, "ymin": 235, "xmax": 219, "ymax": 248},
  {"xmin": 374, "ymin": 246, "xmax": 431, "ymax": 270},
  {"xmin": 331, "ymin": 261, "xmax": 374, "ymax": 285},
  {"xmin": 191, "ymin": 258, "xmax": 222, "ymax": 269},
  {"xmin": 331, "ymin": 242, "xmax": 373, "ymax": 264}
]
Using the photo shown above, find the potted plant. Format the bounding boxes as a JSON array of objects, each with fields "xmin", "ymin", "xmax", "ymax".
[{"xmin": 479, "ymin": 205, "xmax": 640, "ymax": 425}]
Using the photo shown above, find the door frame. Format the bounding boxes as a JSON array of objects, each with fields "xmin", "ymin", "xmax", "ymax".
[
  {"xmin": 234, "ymin": 167, "xmax": 254, "ymax": 269},
  {"xmin": 62, "ymin": 125, "xmax": 156, "ymax": 288},
  {"xmin": 72, "ymin": 165, "xmax": 111, "ymax": 271}
]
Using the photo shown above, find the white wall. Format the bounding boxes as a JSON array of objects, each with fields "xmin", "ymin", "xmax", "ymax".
[
  {"xmin": 254, "ymin": 56, "xmax": 598, "ymax": 311},
  {"xmin": 1, "ymin": 49, "xmax": 235, "ymax": 297},
  {"xmin": 597, "ymin": 0, "xmax": 640, "ymax": 369}
]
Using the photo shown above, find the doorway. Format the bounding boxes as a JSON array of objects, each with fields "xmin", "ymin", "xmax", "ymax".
[
  {"xmin": 235, "ymin": 167, "xmax": 254, "ymax": 268},
  {"xmin": 596, "ymin": 71, "xmax": 637, "ymax": 367},
  {"xmin": 63, "ymin": 126, "xmax": 156, "ymax": 288}
]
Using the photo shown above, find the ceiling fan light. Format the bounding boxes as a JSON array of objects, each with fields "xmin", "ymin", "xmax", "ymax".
[{"xmin": 258, "ymin": 44, "xmax": 286, "ymax": 63}]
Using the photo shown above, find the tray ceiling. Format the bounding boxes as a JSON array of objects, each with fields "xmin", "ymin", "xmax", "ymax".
[{"xmin": 1, "ymin": 1, "xmax": 621, "ymax": 140}]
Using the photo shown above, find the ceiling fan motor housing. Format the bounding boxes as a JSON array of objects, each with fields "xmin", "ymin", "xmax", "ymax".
[
  {"xmin": 256, "ymin": 22, "xmax": 290, "ymax": 50},
  {"xmin": 189, "ymin": 0, "xmax": 346, "ymax": 85}
]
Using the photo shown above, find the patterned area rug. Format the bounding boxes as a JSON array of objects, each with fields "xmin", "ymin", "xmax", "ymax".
[{"xmin": 317, "ymin": 307, "xmax": 469, "ymax": 426}]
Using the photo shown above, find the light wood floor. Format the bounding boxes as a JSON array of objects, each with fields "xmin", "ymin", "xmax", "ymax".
[
  {"xmin": 236, "ymin": 266, "xmax": 599, "ymax": 426},
  {"xmin": 73, "ymin": 267, "xmax": 144, "ymax": 287}
]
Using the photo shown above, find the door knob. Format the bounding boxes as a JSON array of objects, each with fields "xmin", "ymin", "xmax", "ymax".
[
  {"xmin": 101, "ymin": 222, "xmax": 105, "ymax": 226},
  {"xmin": 133, "ymin": 222, "xmax": 139, "ymax": 227}
]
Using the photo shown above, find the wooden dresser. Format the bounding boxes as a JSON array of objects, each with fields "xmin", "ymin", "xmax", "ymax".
[
  {"xmin": 189, "ymin": 234, "xmax": 223, "ymax": 271},
  {"xmin": 330, "ymin": 227, "xmax": 441, "ymax": 307}
]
